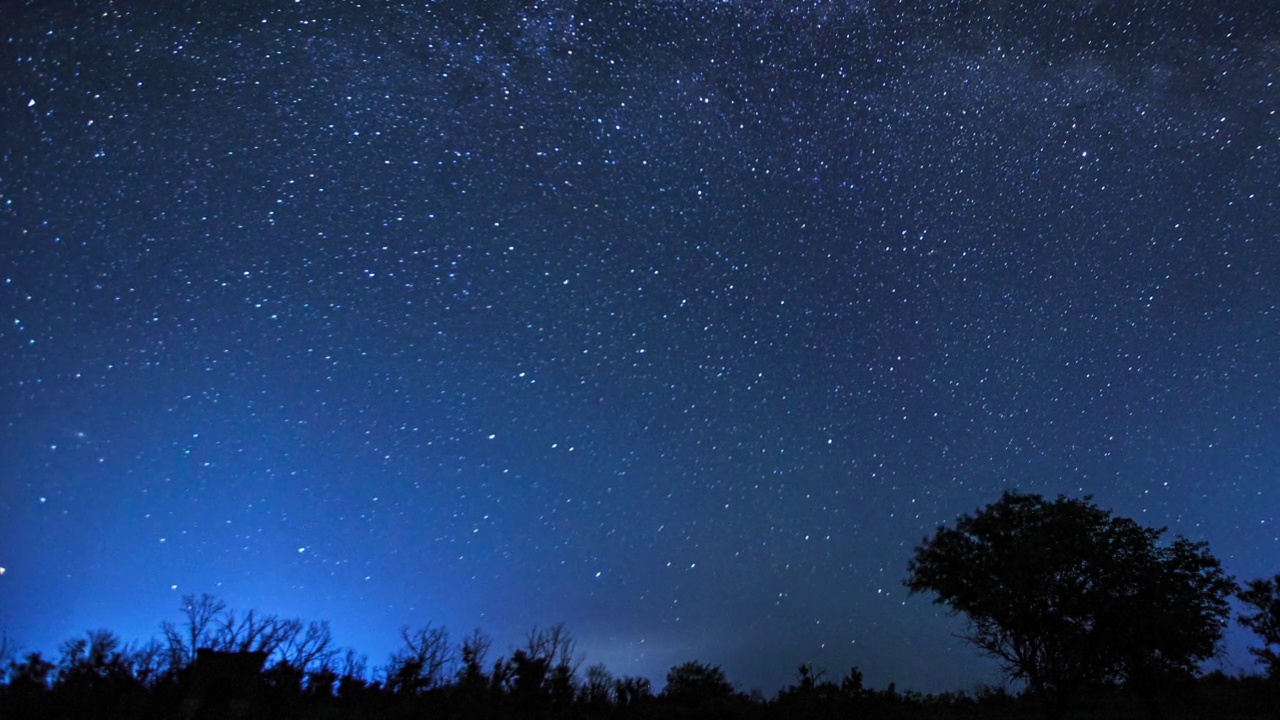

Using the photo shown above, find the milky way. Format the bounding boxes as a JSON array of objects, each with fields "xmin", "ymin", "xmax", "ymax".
[{"xmin": 2, "ymin": 1, "xmax": 1278, "ymax": 694}]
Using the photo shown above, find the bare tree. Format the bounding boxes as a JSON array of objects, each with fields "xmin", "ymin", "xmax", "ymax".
[
  {"xmin": 339, "ymin": 647, "xmax": 367, "ymax": 680},
  {"xmin": 54, "ymin": 629, "xmax": 133, "ymax": 694},
  {"xmin": 335, "ymin": 648, "xmax": 369, "ymax": 698},
  {"xmin": 522, "ymin": 622, "xmax": 579, "ymax": 672},
  {"xmin": 461, "ymin": 628, "xmax": 492, "ymax": 668},
  {"xmin": 457, "ymin": 628, "xmax": 493, "ymax": 691},
  {"xmin": 385, "ymin": 624, "xmax": 454, "ymax": 695},
  {"xmin": 161, "ymin": 594, "xmax": 227, "ymax": 669},
  {"xmin": 126, "ymin": 639, "xmax": 167, "ymax": 687},
  {"xmin": 581, "ymin": 663, "xmax": 614, "ymax": 706},
  {"xmin": 58, "ymin": 629, "xmax": 122, "ymax": 670},
  {"xmin": 0, "ymin": 628, "xmax": 19, "ymax": 670},
  {"xmin": 280, "ymin": 620, "xmax": 336, "ymax": 673},
  {"xmin": 519, "ymin": 623, "xmax": 581, "ymax": 709},
  {"xmin": 217, "ymin": 610, "xmax": 295, "ymax": 658}
]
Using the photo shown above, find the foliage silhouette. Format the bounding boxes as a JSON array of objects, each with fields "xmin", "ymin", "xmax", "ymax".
[
  {"xmin": 179, "ymin": 648, "xmax": 268, "ymax": 719},
  {"xmin": 1237, "ymin": 573, "xmax": 1280, "ymax": 678},
  {"xmin": 611, "ymin": 673, "xmax": 652, "ymax": 708},
  {"xmin": 54, "ymin": 629, "xmax": 142, "ymax": 717},
  {"xmin": 9, "ymin": 652, "xmax": 54, "ymax": 689},
  {"xmin": 580, "ymin": 663, "xmax": 614, "ymax": 709},
  {"xmin": 905, "ymin": 491, "xmax": 1236, "ymax": 709},
  {"xmin": 661, "ymin": 659, "xmax": 735, "ymax": 707}
]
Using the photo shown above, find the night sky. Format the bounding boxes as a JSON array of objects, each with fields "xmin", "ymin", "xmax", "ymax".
[{"xmin": 2, "ymin": 0, "xmax": 1278, "ymax": 695}]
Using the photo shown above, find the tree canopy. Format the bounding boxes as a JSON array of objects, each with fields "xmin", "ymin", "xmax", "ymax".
[
  {"xmin": 905, "ymin": 491, "xmax": 1236, "ymax": 702},
  {"xmin": 661, "ymin": 660, "xmax": 735, "ymax": 707},
  {"xmin": 1237, "ymin": 573, "xmax": 1280, "ymax": 678}
]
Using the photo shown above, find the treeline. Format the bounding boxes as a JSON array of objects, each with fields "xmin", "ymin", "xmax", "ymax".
[
  {"xmin": 0, "ymin": 592, "xmax": 1275, "ymax": 720},
  {"xmin": 8, "ymin": 492, "xmax": 1280, "ymax": 719}
]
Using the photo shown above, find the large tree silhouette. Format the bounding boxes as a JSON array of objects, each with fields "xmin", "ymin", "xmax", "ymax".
[{"xmin": 905, "ymin": 491, "xmax": 1235, "ymax": 706}]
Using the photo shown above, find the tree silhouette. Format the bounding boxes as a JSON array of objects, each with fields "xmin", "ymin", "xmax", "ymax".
[
  {"xmin": 455, "ymin": 628, "xmax": 493, "ymax": 699},
  {"xmin": 156, "ymin": 593, "xmax": 340, "ymax": 686},
  {"xmin": 1237, "ymin": 573, "xmax": 1280, "ymax": 678},
  {"xmin": 125, "ymin": 638, "xmax": 167, "ymax": 687},
  {"xmin": 385, "ymin": 624, "xmax": 453, "ymax": 695},
  {"xmin": 905, "ymin": 491, "xmax": 1235, "ymax": 707},
  {"xmin": 580, "ymin": 663, "xmax": 613, "ymax": 708},
  {"xmin": 56, "ymin": 629, "xmax": 134, "ymax": 689},
  {"xmin": 840, "ymin": 666, "xmax": 864, "ymax": 697},
  {"xmin": 10, "ymin": 582, "xmax": 1280, "ymax": 720},
  {"xmin": 4, "ymin": 651, "xmax": 55, "ymax": 717},
  {"xmin": 179, "ymin": 648, "xmax": 268, "ymax": 718},
  {"xmin": 336, "ymin": 648, "xmax": 370, "ymax": 699},
  {"xmin": 506, "ymin": 649, "xmax": 551, "ymax": 716},
  {"xmin": 216, "ymin": 609, "xmax": 297, "ymax": 658},
  {"xmin": 612, "ymin": 674, "xmax": 652, "ymax": 707},
  {"xmin": 661, "ymin": 660, "xmax": 735, "ymax": 707},
  {"xmin": 277, "ymin": 619, "xmax": 337, "ymax": 674},
  {"xmin": 506, "ymin": 623, "xmax": 580, "ymax": 715},
  {"xmin": 776, "ymin": 662, "xmax": 845, "ymax": 715},
  {"xmin": 8, "ymin": 651, "xmax": 54, "ymax": 694},
  {"xmin": 305, "ymin": 665, "xmax": 339, "ymax": 698},
  {"xmin": 161, "ymin": 593, "xmax": 227, "ymax": 671},
  {"xmin": 0, "ymin": 630, "xmax": 15, "ymax": 670}
]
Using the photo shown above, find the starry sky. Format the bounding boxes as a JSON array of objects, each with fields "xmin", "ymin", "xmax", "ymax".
[{"xmin": 2, "ymin": 0, "xmax": 1278, "ymax": 695}]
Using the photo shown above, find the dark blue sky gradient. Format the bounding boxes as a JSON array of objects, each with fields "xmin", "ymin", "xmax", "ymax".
[{"xmin": 2, "ymin": 0, "xmax": 1278, "ymax": 694}]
